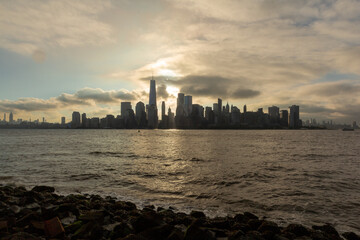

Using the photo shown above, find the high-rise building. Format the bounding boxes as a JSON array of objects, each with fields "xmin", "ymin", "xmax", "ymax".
[
  {"xmin": 81, "ymin": 113, "xmax": 87, "ymax": 128},
  {"xmin": 168, "ymin": 107, "xmax": 175, "ymax": 128},
  {"xmin": 161, "ymin": 101, "xmax": 166, "ymax": 119},
  {"xmin": 184, "ymin": 95, "xmax": 192, "ymax": 116},
  {"xmin": 121, "ymin": 102, "xmax": 132, "ymax": 118},
  {"xmin": 9, "ymin": 112, "xmax": 13, "ymax": 123},
  {"xmin": 218, "ymin": 98, "xmax": 222, "ymax": 115},
  {"xmin": 243, "ymin": 105, "xmax": 247, "ymax": 113},
  {"xmin": 280, "ymin": 110, "xmax": 288, "ymax": 127},
  {"xmin": 225, "ymin": 102, "xmax": 230, "ymax": 114},
  {"xmin": 135, "ymin": 101, "xmax": 147, "ymax": 128},
  {"xmin": 213, "ymin": 103, "xmax": 219, "ymax": 115},
  {"xmin": 268, "ymin": 106, "xmax": 280, "ymax": 120},
  {"xmin": 61, "ymin": 117, "xmax": 66, "ymax": 125},
  {"xmin": 192, "ymin": 104, "xmax": 204, "ymax": 118},
  {"xmin": 149, "ymin": 79, "xmax": 157, "ymax": 106},
  {"xmin": 177, "ymin": 93, "xmax": 185, "ymax": 107},
  {"xmin": 72, "ymin": 111, "xmax": 81, "ymax": 128},
  {"xmin": 3, "ymin": 113, "xmax": 5, "ymax": 122},
  {"xmin": 289, "ymin": 105, "xmax": 300, "ymax": 129},
  {"xmin": 176, "ymin": 93, "xmax": 185, "ymax": 117},
  {"xmin": 147, "ymin": 79, "xmax": 158, "ymax": 128}
]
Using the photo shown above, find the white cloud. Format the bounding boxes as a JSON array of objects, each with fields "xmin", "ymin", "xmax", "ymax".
[{"xmin": 0, "ymin": 0, "xmax": 115, "ymax": 55}]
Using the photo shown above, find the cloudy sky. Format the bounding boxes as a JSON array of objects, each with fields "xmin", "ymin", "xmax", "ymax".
[{"xmin": 1, "ymin": 0, "xmax": 360, "ymax": 123}]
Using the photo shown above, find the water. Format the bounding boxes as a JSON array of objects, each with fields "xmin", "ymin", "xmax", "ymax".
[{"xmin": 0, "ymin": 129, "xmax": 359, "ymax": 234}]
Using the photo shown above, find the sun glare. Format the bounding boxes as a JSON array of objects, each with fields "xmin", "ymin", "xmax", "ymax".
[
  {"xmin": 158, "ymin": 69, "xmax": 177, "ymax": 77},
  {"xmin": 166, "ymin": 86, "xmax": 179, "ymax": 96}
]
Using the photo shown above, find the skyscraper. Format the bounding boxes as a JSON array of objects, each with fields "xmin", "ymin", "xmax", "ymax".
[
  {"xmin": 147, "ymin": 79, "xmax": 158, "ymax": 128},
  {"xmin": 121, "ymin": 102, "xmax": 132, "ymax": 118},
  {"xmin": 176, "ymin": 93, "xmax": 185, "ymax": 117},
  {"xmin": 289, "ymin": 105, "xmax": 300, "ymax": 129},
  {"xmin": 82, "ymin": 113, "xmax": 87, "ymax": 128},
  {"xmin": 149, "ymin": 79, "xmax": 156, "ymax": 106},
  {"xmin": 268, "ymin": 106, "xmax": 280, "ymax": 120},
  {"xmin": 218, "ymin": 98, "xmax": 222, "ymax": 115},
  {"xmin": 243, "ymin": 105, "xmax": 247, "ymax": 113},
  {"xmin": 3, "ymin": 113, "xmax": 6, "ymax": 122},
  {"xmin": 161, "ymin": 101, "xmax": 166, "ymax": 119},
  {"xmin": 72, "ymin": 111, "xmax": 81, "ymax": 128},
  {"xmin": 9, "ymin": 112, "xmax": 13, "ymax": 123},
  {"xmin": 61, "ymin": 117, "xmax": 66, "ymax": 125},
  {"xmin": 280, "ymin": 110, "xmax": 288, "ymax": 127},
  {"xmin": 184, "ymin": 95, "xmax": 192, "ymax": 116}
]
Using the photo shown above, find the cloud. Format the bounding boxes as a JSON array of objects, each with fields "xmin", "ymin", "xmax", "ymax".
[
  {"xmin": 231, "ymin": 89, "xmax": 261, "ymax": 99},
  {"xmin": 0, "ymin": 98, "xmax": 58, "ymax": 112},
  {"xmin": 0, "ymin": 0, "xmax": 115, "ymax": 55},
  {"xmin": 157, "ymin": 84, "xmax": 170, "ymax": 99},
  {"xmin": 32, "ymin": 49, "xmax": 46, "ymax": 63},
  {"xmin": 0, "ymin": 87, "xmax": 141, "ymax": 113}
]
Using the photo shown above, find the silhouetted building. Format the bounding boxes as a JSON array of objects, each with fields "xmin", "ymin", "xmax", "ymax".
[
  {"xmin": 184, "ymin": 95, "xmax": 193, "ymax": 116},
  {"xmin": 135, "ymin": 101, "xmax": 147, "ymax": 128},
  {"xmin": 243, "ymin": 105, "xmax": 247, "ymax": 113},
  {"xmin": 61, "ymin": 117, "xmax": 66, "ymax": 125},
  {"xmin": 268, "ymin": 106, "xmax": 280, "ymax": 120},
  {"xmin": 280, "ymin": 110, "xmax": 288, "ymax": 127},
  {"xmin": 3, "ymin": 113, "xmax": 5, "ymax": 122},
  {"xmin": 147, "ymin": 79, "xmax": 158, "ymax": 128},
  {"xmin": 192, "ymin": 104, "xmax": 204, "ymax": 118},
  {"xmin": 9, "ymin": 112, "xmax": 13, "ymax": 123},
  {"xmin": 168, "ymin": 107, "xmax": 175, "ymax": 128},
  {"xmin": 175, "ymin": 93, "xmax": 186, "ymax": 128},
  {"xmin": 82, "ymin": 113, "xmax": 87, "ymax": 128},
  {"xmin": 121, "ymin": 102, "xmax": 132, "ymax": 118},
  {"xmin": 161, "ymin": 101, "xmax": 166, "ymax": 119},
  {"xmin": 218, "ymin": 98, "xmax": 222, "ymax": 115},
  {"xmin": 231, "ymin": 106, "xmax": 241, "ymax": 125},
  {"xmin": 149, "ymin": 79, "xmax": 157, "ymax": 106},
  {"xmin": 289, "ymin": 105, "xmax": 300, "ymax": 129},
  {"xmin": 72, "ymin": 111, "xmax": 81, "ymax": 128}
]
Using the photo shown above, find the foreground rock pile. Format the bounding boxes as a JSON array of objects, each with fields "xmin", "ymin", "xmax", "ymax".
[{"xmin": 0, "ymin": 185, "xmax": 359, "ymax": 240}]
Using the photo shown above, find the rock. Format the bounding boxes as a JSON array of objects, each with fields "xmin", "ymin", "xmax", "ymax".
[
  {"xmin": 64, "ymin": 220, "xmax": 83, "ymax": 233},
  {"xmin": 16, "ymin": 211, "xmax": 41, "ymax": 227},
  {"xmin": 31, "ymin": 186, "xmax": 55, "ymax": 193},
  {"xmin": 229, "ymin": 229, "xmax": 245, "ymax": 239},
  {"xmin": 236, "ymin": 230, "xmax": 265, "ymax": 240},
  {"xmin": 138, "ymin": 224, "xmax": 174, "ymax": 240},
  {"xmin": 130, "ymin": 211, "xmax": 163, "ymax": 233},
  {"xmin": 343, "ymin": 232, "xmax": 360, "ymax": 240},
  {"xmin": 284, "ymin": 224, "xmax": 309, "ymax": 237},
  {"xmin": 312, "ymin": 224, "xmax": 340, "ymax": 238},
  {"xmin": 247, "ymin": 219, "xmax": 262, "ymax": 231},
  {"xmin": 244, "ymin": 212, "xmax": 259, "ymax": 220},
  {"xmin": 44, "ymin": 217, "xmax": 65, "ymax": 237},
  {"xmin": 184, "ymin": 222, "xmax": 216, "ymax": 240},
  {"xmin": 79, "ymin": 210, "xmax": 104, "ymax": 221},
  {"xmin": 9, "ymin": 205, "xmax": 21, "ymax": 214},
  {"xmin": 257, "ymin": 220, "xmax": 280, "ymax": 238},
  {"xmin": 0, "ymin": 221, "xmax": 8, "ymax": 232},
  {"xmin": 207, "ymin": 217, "xmax": 232, "ymax": 230},
  {"xmin": 5, "ymin": 232, "xmax": 42, "ymax": 240},
  {"xmin": 111, "ymin": 222, "xmax": 133, "ymax": 239},
  {"xmin": 121, "ymin": 233, "xmax": 148, "ymax": 240},
  {"xmin": 190, "ymin": 211, "xmax": 206, "ymax": 219},
  {"xmin": 167, "ymin": 228, "xmax": 185, "ymax": 240}
]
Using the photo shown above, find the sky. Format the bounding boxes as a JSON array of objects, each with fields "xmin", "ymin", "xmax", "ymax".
[{"xmin": 0, "ymin": 0, "xmax": 360, "ymax": 123}]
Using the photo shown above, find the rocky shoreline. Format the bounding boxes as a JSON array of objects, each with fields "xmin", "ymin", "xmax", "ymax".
[{"xmin": 0, "ymin": 185, "xmax": 358, "ymax": 240}]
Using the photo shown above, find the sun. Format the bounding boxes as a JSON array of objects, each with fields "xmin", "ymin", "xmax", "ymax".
[{"xmin": 166, "ymin": 86, "xmax": 179, "ymax": 96}]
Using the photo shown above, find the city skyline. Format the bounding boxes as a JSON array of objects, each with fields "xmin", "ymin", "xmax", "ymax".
[
  {"xmin": 1, "ymin": 1, "xmax": 360, "ymax": 123},
  {"xmin": 2, "ymin": 78, "xmax": 358, "ymax": 129}
]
